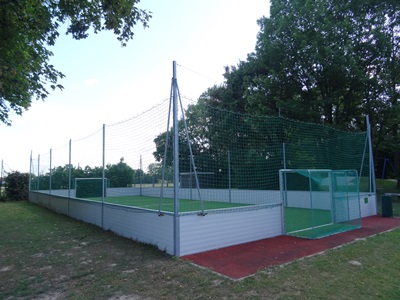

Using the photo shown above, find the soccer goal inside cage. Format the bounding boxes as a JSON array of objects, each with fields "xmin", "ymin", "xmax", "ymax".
[
  {"xmin": 280, "ymin": 169, "xmax": 362, "ymax": 239},
  {"xmin": 75, "ymin": 178, "xmax": 110, "ymax": 198}
]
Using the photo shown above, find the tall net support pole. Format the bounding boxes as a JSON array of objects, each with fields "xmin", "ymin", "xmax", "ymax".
[
  {"xmin": 367, "ymin": 116, "xmax": 377, "ymax": 214},
  {"xmin": 68, "ymin": 139, "xmax": 72, "ymax": 198},
  {"xmin": 102, "ymin": 124, "xmax": 105, "ymax": 229},
  {"xmin": 228, "ymin": 150, "xmax": 232, "ymax": 203},
  {"xmin": 68, "ymin": 139, "xmax": 71, "ymax": 215},
  {"xmin": 177, "ymin": 84, "xmax": 204, "ymax": 215},
  {"xmin": 279, "ymin": 169, "xmax": 286, "ymax": 235},
  {"xmin": 29, "ymin": 151, "xmax": 32, "ymax": 192},
  {"xmin": 49, "ymin": 148, "xmax": 52, "ymax": 194},
  {"xmin": 359, "ymin": 132, "xmax": 369, "ymax": 188},
  {"xmin": 140, "ymin": 155, "xmax": 143, "ymax": 196},
  {"xmin": 366, "ymin": 115, "xmax": 376, "ymax": 195},
  {"xmin": 37, "ymin": 154, "xmax": 40, "ymax": 191},
  {"xmin": 158, "ymin": 84, "xmax": 173, "ymax": 215},
  {"xmin": 172, "ymin": 61, "xmax": 180, "ymax": 256}
]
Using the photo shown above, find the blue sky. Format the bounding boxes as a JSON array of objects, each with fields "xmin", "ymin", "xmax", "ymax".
[{"xmin": 1, "ymin": 0, "xmax": 270, "ymax": 173}]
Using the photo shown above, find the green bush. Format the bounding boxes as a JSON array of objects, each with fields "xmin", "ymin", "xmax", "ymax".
[{"xmin": 4, "ymin": 171, "xmax": 29, "ymax": 201}]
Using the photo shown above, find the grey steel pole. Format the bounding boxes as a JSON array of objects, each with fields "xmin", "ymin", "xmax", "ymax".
[
  {"xmin": 159, "ymin": 81, "xmax": 173, "ymax": 214},
  {"xmin": 68, "ymin": 139, "xmax": 71, "ymax": 216},
  {"xmin": 102, "ymin": 124, "xmax": 105, "ymax": 228},
  {"xmin": 68, "ymin": 139, "xmax": 72, "ymax": 198},
  {"xmin": 29, "ymin": 151, "xmax": 32, "ymax": 192},
  {"xmin": 189, "ymin": 154, "xmax": 192, "ymax": 200},
  {"xmin": 140, "ymin": 155, "xmax": 143, "ymax": 196},
  {"xmin": 173, "ymin": 61, "xmax": 180, "ymax": 256},
  {"xmin": 308, "ymin": 170, "xmax": 315, "ymax": 238},
  {"xmin": 228, "ymin": 150, "xmax": 231, "ymax": 203},
  {"xmin": 366, "ymin": 115, "xmax": 377, "ymax": 214},
  {"xmin": 37, "ymin": 154, "xmax": 40, "ymax": 191},
  {"xmin": 49, "ymin": 148, "xmax": 52, "ymax": 194},
  {"xmin": 176, "ymin": 84, "xmax": 204, "ymax": 213},
  {"xmin": 366, "ymin": 115, "xmax": 376, "ymax": 194}
]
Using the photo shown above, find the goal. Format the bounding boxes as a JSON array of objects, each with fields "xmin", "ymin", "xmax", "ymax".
[
  {"xmin": 75, "ymin": 178, "xmax": 109, "ymax": 198},
  {"xmin": 280, "ymin": 169, "xmax": 362, "ymax": 239}
]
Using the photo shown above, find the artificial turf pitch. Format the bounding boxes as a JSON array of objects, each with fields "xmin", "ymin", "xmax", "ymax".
[
  {"xmin": 284, "ymin": 207, "xmax": 361, "ymax": 239},
  {"xmin": 89, "ymin": 195, "xmax": 251, "ymax": 213}
]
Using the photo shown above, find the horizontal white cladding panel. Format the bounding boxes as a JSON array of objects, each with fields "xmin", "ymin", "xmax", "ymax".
[
  {"xmin": 50, "ymin": 189, "xmax": 75, "ymax": 197},
  {"xmin": 30, "ymin": 192, "xmax": 69, "ymax": 215},
  {"xmin": 103, "ymin": 205, "xmax": 174, "ymax": 255},
  {"xmin": 28, "ymin": 190, "xmax": 376, "ymax": 259},
  {"xmin": 179, "ymin": 206, "xmax": 283, "ymax": 256},
  {"xmin": 69, "ymin": 199, "xmax": 102, "ymax": 226}
]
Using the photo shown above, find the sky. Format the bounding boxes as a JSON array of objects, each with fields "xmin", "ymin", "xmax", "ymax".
[{"xmin": 0, "ymin": 0, "xmax": 270, "ymax": 173}]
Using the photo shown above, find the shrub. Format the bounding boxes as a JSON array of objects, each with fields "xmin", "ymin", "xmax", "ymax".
[{"xmin": 5, "ymin": 171, "xmax": 29, "ymax": 201}]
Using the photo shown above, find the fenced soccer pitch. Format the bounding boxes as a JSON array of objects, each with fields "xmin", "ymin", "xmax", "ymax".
[
  {"xmin": 29, "ymin": 102, "xmax": 377, "ymax": 256},
  {"xmin": 28, "ymin": 63, "xmax": 377, "ymax": 256}
]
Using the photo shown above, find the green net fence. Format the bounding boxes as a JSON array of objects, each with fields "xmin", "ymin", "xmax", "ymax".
[
  {"xmin": 29, "ymin": 97, "xmax": 372, "ymax": 216},
  {"xmin": 176, "ymin": 101, "xmax": 371, "ymax": 213}
]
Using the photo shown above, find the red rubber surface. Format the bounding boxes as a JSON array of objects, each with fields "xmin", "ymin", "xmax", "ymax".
[{"xmin": 182, "ymin": 215, "xmax": 400, "ymax": 279}]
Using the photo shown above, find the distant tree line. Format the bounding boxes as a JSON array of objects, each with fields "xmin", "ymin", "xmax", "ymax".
[{"xmin": 31, "ymin": 158, "xmax": 167, "ymax": 190}]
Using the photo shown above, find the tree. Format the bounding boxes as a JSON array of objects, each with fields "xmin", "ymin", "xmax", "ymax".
[
  {"xmin": 5, "ymin": 171, "xmax": 29, "ymax": 200},
  {"xmin": 106, "ymin": 157, "xmax": 134, "ymax": 187},
  {"xmin": 0, "ymin": 0, "xmax": 152, "ymax": 125},
  {"xmin": 206, "ymin": 0, "xmax": 400, "ymax": 186}
]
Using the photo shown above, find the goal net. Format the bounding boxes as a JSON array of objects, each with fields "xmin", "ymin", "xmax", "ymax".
[
  {"xmin": 280, "ymin": 169, "xmax": 362, "ymax": 239},
  {"xmin": 75, "ymin": 178, "xmax": 109, "ymax": 198}
]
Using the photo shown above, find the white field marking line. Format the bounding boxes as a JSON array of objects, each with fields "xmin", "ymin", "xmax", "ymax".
[{"xmin": 287, "ymin": 222, "xmax": 334, "ymax": 234}]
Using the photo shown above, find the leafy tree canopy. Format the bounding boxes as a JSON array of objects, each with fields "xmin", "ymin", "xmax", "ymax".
[
  {"xmin": 154, "ymin": 0, "xmax": 400, "ymax": 186},
  {"xmin": 0, "ymin": 0, "xmax": 152, "ymax": 125},
  {"xmin": 204, "ymin": 0, "xmax": 400, "ymax": 184},
  {"xmin": 4, "ymin": 171, "xmax": 29, "ymax": 200}
]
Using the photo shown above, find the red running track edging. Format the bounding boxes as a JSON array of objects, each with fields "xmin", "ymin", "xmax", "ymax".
[{"xmin": 182, "ymin": 215, "xmax": 400, "ymax": 279}]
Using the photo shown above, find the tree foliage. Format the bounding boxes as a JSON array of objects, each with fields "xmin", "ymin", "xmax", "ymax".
[
  {"xmin": 211, "ymin": 0, "xmax": 399, "ymax": 129},
  {"xmin": 4, "ymin": 171, "xmax": 29, "ymax": 201},
  {"xmin": 152, "ymin": 0, "xmax": 399, "ymax": 186},
  {"xmin": 0, "ymin": 0, "xmax": 152, "ymax": 125},
  {"xmin": 33, "ymin": 157, "xmax": 162, "ymax": 191},
  {"xmin": 191, "ymin": 0, "xmax": 400, "ymax": 186},
  {"xmin": 106, "ymin": 157, "xmax": 134, "ymax": 187}
]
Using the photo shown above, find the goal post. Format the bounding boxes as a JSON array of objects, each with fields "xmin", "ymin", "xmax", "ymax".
[
  {"xmin": 75, "ymin": 178, "xmax": 109, "ymax": 198},
  {"xmin": 280, "ymin": 169, "xmax": 362, "ymax": 239}
]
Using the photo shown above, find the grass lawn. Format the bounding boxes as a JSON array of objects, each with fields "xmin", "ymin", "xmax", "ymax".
[
  {"xmin": 1, "ymin": 179, "xmax": 400, "ymax": 299},
  {"xmin": 1, "ymin": 200, "xmax": 400, "ymax": 299},
  {"xmin": 89, "ymin": 195, "xmax": 251, "ymax": 213}
]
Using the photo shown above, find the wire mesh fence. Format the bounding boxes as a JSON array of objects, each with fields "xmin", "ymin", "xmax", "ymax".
[{"xmin": 29, "ymin": 97, "xmax": 372, "ymax": 215}]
